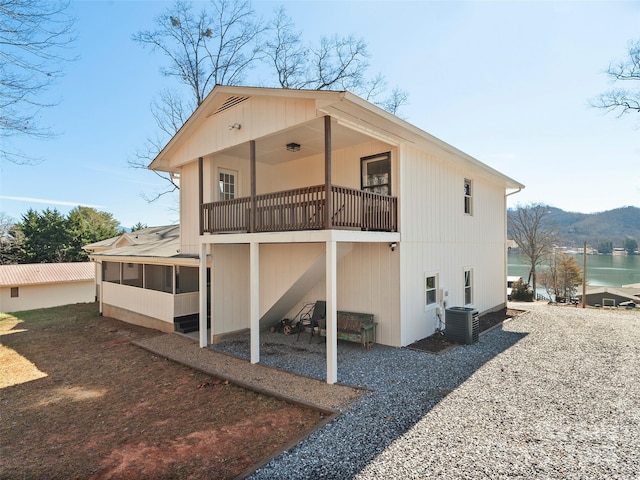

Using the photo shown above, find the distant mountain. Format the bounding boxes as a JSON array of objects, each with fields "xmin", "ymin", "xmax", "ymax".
[{"xmin": 546, "ymin": 206, "xmax": 640, "ymax": 248}]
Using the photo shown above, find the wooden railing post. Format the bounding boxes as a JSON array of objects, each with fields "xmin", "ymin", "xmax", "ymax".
[
  {"xmin": 324, "ymin": 116, "xmax": 332, "ymax": 229},
  {"xmin": 250, "ymin": 140, "xmax": 256, "ymax": 233},
  {"xmin": 198, "ymin": 157, "xmax": 203, "ymax": 235}
]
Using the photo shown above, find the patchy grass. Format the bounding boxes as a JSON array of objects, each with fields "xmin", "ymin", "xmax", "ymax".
[{"xmin": 0, "ymin": 303, "xmax": 323, "ymax": 479}]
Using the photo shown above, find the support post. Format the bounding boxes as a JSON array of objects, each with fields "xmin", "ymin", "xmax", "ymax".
[
  {"xmin": 199, "ymin": 243, "xmax": 208, "ymax": 348},
  {"xmin": 250, "ymin": 140, "xmax": 256, "ymax": 233},
  {"xmin": 326, "ymin": 240, "xmax": 337, "ymax": 384},
  {"xmin": 324, "ymin": 116, "xmax": 332, "ymax": 229},
  {"xmin": 250, "ymin": 242, "xmax": 260, "ymax": 363},
  {"xmin": 98, "ymin": 261, "xmax": 103, "ymax": 314},
  {"xmin": 198, "ymin": 157, "xmax": 203, "ymax": 234}
]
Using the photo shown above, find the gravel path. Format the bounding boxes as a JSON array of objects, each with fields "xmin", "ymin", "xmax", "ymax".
[
  {"xmin": 134, "ymin": 334, "xmax": 363, "ymax": 411},
  {"xmin": 236, "ymin": 303, "xmax": 640, "ymax": 479}
]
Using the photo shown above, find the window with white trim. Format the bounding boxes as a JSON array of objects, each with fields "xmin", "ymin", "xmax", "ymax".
[
  {"xmin": 464, "ymin": 269, "xmax": 473, "ymax": 305},
  {"xmin": 425, "ymin": 274, "xmax": 438, "ymax": 307},
  {"xmin": 219, "ymin": 169, "xmax": 237, "ymax": 201},
  {"xmin": 464, "ymin": 178, "xmax": 472, "ymax": 215}
]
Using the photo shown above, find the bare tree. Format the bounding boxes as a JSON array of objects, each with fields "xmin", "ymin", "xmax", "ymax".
[
  {"xmin": 0, "ymin": 212, "xmax": 23, "ymax": 264},
  {"xmin": 0, "ymin": 0, "xmax": 76, "ymax": 164},
  {"xmin": 265, "ymin": 8, "xmax": 368, "ymax": 90},
  {"xmin": 507, "ymin": 203, "xmax": 557, "ymax": 295},
  {"xmin": 592, "ymin": 39, "xmax": 640, "ymax": 117},
  {"xmin": 131, "ymin": 0, "xmax": 265, "ymax": 201},
  {"xmin": 265, "ymin": 7, "xmax": 408, "ymax": 112},
  {"xmin": 379, "ymin": 87, "xmax": 410, "ymax": 117},
  {"xmin": 133, "ymin": 1, "xmax": 409, "ymax": 202},
  {"xmin": 538, "ymin": 252, "xmax": 582, "ymax": 303},
  {"xmin": 131, "ymin": 0, "xmax": 265, "ymax": 170}
]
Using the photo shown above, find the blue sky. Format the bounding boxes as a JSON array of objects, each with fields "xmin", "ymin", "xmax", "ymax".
[{"xmin": 1, "ymin": 0, "xmax": 639, "ymax": 228}]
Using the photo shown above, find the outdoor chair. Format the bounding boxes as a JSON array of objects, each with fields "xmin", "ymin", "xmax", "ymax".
[{"xmin": 296, "ymin": 300, "xmax": 326, "ymax": 343}]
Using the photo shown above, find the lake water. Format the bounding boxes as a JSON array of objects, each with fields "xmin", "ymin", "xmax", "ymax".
[{"xmin": 508, "ymin": 253, "xmax": 640, "ymax": 287}]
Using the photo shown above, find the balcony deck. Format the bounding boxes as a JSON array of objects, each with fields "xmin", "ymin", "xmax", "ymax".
[{"xmin": 201, "ymin": 184, "xmax": 397, "ymax": 234}]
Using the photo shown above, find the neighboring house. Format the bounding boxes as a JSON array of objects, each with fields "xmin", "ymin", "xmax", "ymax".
[
  {"xmin": 84, "ymin": 225, "xmax": 201, "ymax": 333},
  {"xmin": 134, "ymin": 85, "xmax": 524, "ymax": 384},
  {"xmin": 579, "ymin": 286, "xmax": 640, "ymax": 307},
  {"xmin": 0, "ymin": 262, "xmax": 95, "ymax": 313}
]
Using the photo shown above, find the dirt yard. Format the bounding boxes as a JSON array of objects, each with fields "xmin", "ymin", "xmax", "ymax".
[{"xmin": 0, "ymin": 303, "xmax": 324, "ymax": 480}]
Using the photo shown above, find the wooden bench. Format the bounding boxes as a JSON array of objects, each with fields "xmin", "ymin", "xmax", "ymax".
[{"xmin": 318, "ymin": 311, "xmax": 377, "ymax": 349}]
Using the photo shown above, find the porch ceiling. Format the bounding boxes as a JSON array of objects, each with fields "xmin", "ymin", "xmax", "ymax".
[{"xmin": 217, "ymin": 117, "xmax": 375, "ymax": 166}]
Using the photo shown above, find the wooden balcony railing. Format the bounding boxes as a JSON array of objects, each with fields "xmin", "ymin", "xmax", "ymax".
[{"xmin": 201, "ymin": 184, "xmax": 397, "ymax": 234}]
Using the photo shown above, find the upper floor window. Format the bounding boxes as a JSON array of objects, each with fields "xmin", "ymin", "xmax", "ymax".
[
  {"xmin": 361, "ymin": 152, "xmax": 391, "ymax": 196},
  {"xmin": 464, "ymin": 268, "xmax": 473, "ymax": 305},
  {"xmin": 464, "ymin": 179, "xmax": 472, "ymax": 215},
  {"xmin": 11, "ymin": 287, "xmax": 19, "ymax": 298},
  {"xmin": 219, "ymin": 169, "xmax": 237, "ymax": 201}
]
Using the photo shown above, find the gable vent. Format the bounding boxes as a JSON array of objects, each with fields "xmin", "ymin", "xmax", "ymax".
[{"xmin": 213, "ymin": 95, "xmax": 249, "ymax": 115}]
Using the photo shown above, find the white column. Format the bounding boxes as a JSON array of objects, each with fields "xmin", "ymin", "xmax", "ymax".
[
  {"xmin": 326, "ymin": 240, "xmax": 337, "ymax": 384},
  {"xmin": 250, "ymin": 242, "xmax": 260, "ymax": 364},
  {"xmin": 97, "ymin": 261, "xmax": 103, "ymax": 314},
  {"xmin": 199, "ymin": 243, "xmax": 208, "ymax": 348}
]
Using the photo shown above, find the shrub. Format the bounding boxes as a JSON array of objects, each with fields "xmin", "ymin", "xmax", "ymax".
[{"xmin": 511, "ymin": 280, "xmax": 534, "ymax": 301}]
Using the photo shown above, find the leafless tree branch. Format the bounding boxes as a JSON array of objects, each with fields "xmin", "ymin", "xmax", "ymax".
[
  {"xmin": 508, "ymin": 203, "xmax": 557, "ymax": 293},
  {"xmin": 0, "ymin": 0, "xmax": 76, "ymax": 163},
  {"xmin": 592, "ymin": 39, "xmax": 640, "ymax": 117}
]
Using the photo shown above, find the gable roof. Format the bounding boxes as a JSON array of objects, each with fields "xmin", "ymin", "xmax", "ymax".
[
  {"xmin": 84, "ymin": 225, "xmax": 195, "ymax": 261},
  {"xmin": 0, "ymin": 262, "xmax": 95, "ymax": 287},
  {"xmin": 149, "ymin": 85, "xmax": 524, "ymax": 191}
]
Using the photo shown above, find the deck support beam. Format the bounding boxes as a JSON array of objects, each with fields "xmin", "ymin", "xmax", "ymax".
[
  {"xmin": 250, "ymin": 241, "xmax": 260, "ymax": 363},
  {"xmin": 250, "ymin": 140, "xmax": 256, "ymax": 233},
  {"xmin": 198, "ymin": 157, "xmax": 203, "ymax": 235},
  {"xmin": 199, "ymin": 243, "xmax": 208, "ymax": 348},
  {"xmin": 326, "ymin": 239, "xmax": 337, "ymax": 384},
  {"xmin": 324, "ymin": 116, "xmax": 332, "ymax": 229}
]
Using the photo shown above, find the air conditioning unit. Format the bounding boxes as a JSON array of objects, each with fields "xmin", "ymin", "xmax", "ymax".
[{"xmin": 445, "ymin": 307, "xmax": 479, "ymax": 345}]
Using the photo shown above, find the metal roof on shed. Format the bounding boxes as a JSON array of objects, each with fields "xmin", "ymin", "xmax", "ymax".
[{"xmin": 0, "ymin": 262, "xmax": 95, "ymax": 287}]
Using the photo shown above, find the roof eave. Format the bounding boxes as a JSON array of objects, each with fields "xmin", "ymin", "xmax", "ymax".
[{"xmin": 149, "ymin": 85, "xmax": 345, "ymax": 172}]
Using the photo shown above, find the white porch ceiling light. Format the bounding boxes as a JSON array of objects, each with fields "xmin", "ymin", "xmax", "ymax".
[{"xmin": 286, "ymin": 142, "xmax": 301, "ymax": 152}]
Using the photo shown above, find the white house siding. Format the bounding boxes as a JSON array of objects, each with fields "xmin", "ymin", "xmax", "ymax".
[
  {"xmin": 211, "ymin": 244, "xmax": 250, "ymax": 336},
  {"xmin": 273, "ymin": 242, "xmax": 400, "ymax": 346},
  {"xmin": 168, "ymin": 96, "xmax": 319, "ymax": 169},
  {"xmin": 335, "ymin": 243, "xmax": 401, "ymax": 347},
  {"xmin": 268, "ymin": 140, "xmax": 394, "ymax": 192},
  {"xmin": 258, "ymin": 243, "xmax": 325, "ymax": 314},
  {"xmin": 0, "ymin": 281, "xmax": 95, "ymax": 313},
  {"xmin": 174, "ymin": 292, "xmax": 199, "ymax": 317},
  {"xmin": 398, "ymin": 145, "xmax": 507, "ymax": 346},
  {"xmin": 180, "ymin": 161, "xmax": 201, "ymax": 256},
  {"xmin": 102, "ymin": 282, "xmax": 174, "ymax": 324}
]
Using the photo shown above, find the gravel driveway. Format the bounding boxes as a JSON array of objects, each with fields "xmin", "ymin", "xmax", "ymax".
[{"xmin": 243, "ymin": 303, "xmax": 640, "ymax": 479}]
